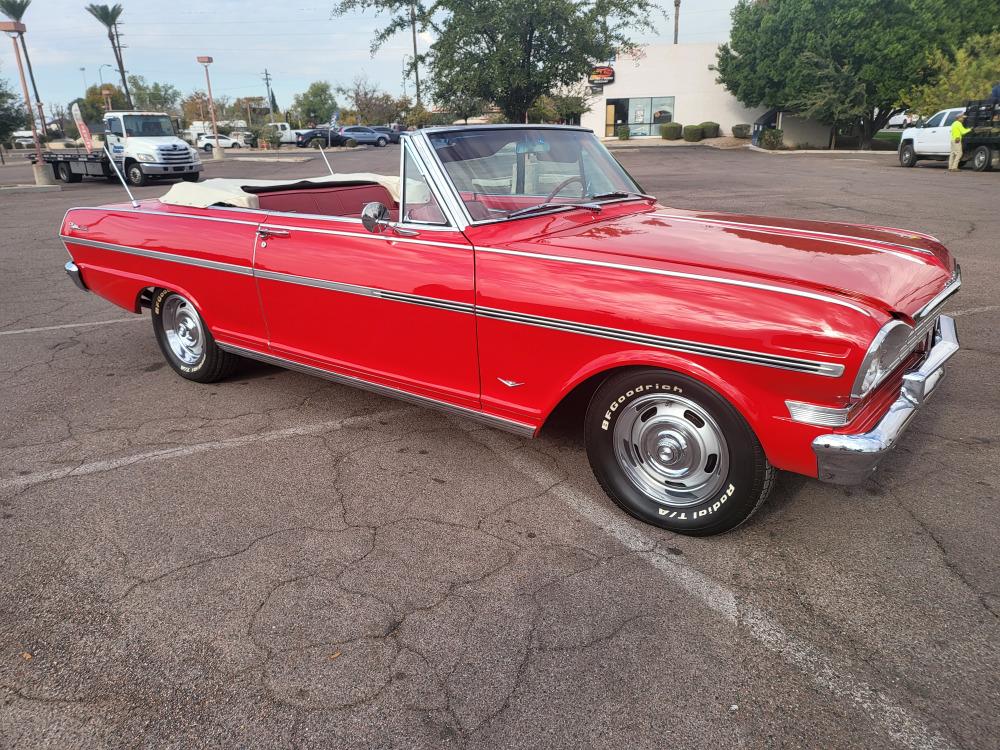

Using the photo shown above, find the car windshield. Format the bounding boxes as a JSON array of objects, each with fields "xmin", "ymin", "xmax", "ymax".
[
  {"xmin": 123, "ymin": 115, "xmax": 175, "ymax": 138},
  {"xmin": 426, "ymin": 127, "xmax": 644, "ymax": 222}
]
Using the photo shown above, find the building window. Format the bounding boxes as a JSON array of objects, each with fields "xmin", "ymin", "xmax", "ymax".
[{"xmin": 605, "ymin": 96, "xmax": 675, "ymax": 137}]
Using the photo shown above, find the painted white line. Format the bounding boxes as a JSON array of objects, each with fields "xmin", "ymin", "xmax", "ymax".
[
  {"xmin": 0, "ymin": 317, "xmax": 145, "ymax": 336},
  {"xmin": 457, "ymin": 424, "xmax": 960, "ymax": 750},
  {"xmin": 3, "ymin": 408, "xmax": 409, "ymax": 491},
  {"xmin": 949, "ymin": 305, "xmax": 1000, "ymax": 318}
]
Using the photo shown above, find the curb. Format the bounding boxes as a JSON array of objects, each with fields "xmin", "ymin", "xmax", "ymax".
[
  {"xmin": 747, "ymin": 145, "xmax": 896, "ymax": 155},
  {"xmin": 0, "ymin": 184, "xmax": 62, "ymax": 194}
]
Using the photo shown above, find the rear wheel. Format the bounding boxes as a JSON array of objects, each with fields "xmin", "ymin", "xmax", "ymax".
[
  {"xmin": 899, "ymin": 143, "xmax": 918, "ymax": 167},
  {"xmin": 151, "ymin": 289, "xmax": 240, "ymax": 383},
  {"xmin": 585, "ymin": 368, "xmax": 774, "ymax": 536},
  {"xmin": 58, "ymin": 162, "xmax": 83, "ymax": 183},
  {"xmin": 376, "ymin": 136, "xmax": 388, "ymax": 147},
  {"xmin": 971, "ymin": 145, "xmax": 994, "ymax": 172}
]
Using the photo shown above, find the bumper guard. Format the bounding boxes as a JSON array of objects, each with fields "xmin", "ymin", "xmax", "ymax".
[
  {"xmin": 64, "ymin": 261, "xmax": 88, "ymax": 292},
  {"xmin": 813, "ymin": 315, "xmax": 959, "ymax": 484}
]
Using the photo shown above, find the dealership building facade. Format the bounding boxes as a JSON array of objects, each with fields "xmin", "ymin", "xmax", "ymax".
[{"xmin": 581, "ymin": 43, "xmax": 766, "ymax": 139}]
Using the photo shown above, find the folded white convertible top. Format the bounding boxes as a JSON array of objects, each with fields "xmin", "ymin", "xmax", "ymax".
[{"xmin": 159, "ymin": 172, "xmax": 402, "ymax": 209}]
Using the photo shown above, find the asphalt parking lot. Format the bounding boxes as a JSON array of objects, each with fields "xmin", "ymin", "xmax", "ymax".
[{"xmin": 1, "ymin": 144, "xmax": 998, "ymax": 749}]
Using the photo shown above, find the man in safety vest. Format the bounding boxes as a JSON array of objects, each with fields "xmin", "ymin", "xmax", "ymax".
[{"xmin": 949, "ymin": 113, "xmax": 972, "ymax": 171}]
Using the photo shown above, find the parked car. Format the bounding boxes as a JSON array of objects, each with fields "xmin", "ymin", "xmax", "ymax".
[
  {"xmin": 196, "ymin": 133, "xmax": 241, "ymax": 152},
  {"xmin": 295, "ymin": 127, "xmax": 351, "ymax": 148},
  {"xmin": 371, "ymin": 126, "xmax": 402, "ymax": 144},
  {"xmin": 12, "ymin": 136, "xmax": 35, "ymax": 148},
  {"xmin": 339, "ymin": 125, "xmax": 390, "ymax": 146},
  {"xmin": 900, "ymin": 101, "xmax": 1000, "ymax": 171},
  {"xmin": 227, "ymin": 130, "xmax": 257, "ymax": 148},
  {"xmin": 59, "ymin": 125, "xmax": 961, "ymax": 536}
]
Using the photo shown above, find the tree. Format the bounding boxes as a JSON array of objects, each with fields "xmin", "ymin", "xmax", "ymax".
[
  {"xmin": 1, "ymin": 69, "xmax": 28, "ymax": 147},
  {"xmin": 127, "ymin": 75, "xmax": 180, "ymax": 112},
  {"xmin": 0, "ymin": 1, "xmax": 41, "ymax": 124},
  {"xmin": 907, "ymin": 32, "xmax": 1000, "ymax": 116},
  {"xmin": 439, "ymin": 92, "xmax": 487, "ymax": 123},
  {"xmin": 85, "ymin": 4, "xmax": 133, "ymax": 109},
  {"xmin": 715, "ymin": 0, "xmax": 1000, "ymax": 149},
  {"xmin": 332, "ymin": 0, "xmax": 659, "ymax": 123},
  {"xmin": 292, "ymin": 81, "xmax": 338, "ymax": 126},
  {"xmin": 339, "ymin": 76, "xmax": 405, "ymax": 124},
  {"xmin": 180, "ymin": 90, "xmax": 209, "ymax": 124},
  {"xmin": 68, "ymin": 83, "xmax": 127, "ymax": 126}
]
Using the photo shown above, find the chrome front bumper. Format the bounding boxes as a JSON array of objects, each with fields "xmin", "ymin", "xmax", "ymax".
[
  {"xmin": 813, "ymin": 315, "xmax": 959, "ymax": 485},
  {"xmin": 140, "ymin": 163, "xmax": 203, "ymax": 175}
]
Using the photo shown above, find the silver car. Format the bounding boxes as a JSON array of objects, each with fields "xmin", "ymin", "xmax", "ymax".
[{"xmin": 338, "ymin": 126, "xmax": 390, "ymax": 147}]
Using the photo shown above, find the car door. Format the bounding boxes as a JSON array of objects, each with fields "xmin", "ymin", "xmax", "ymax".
[
  {"xmin": 252, "ymin": 139, "xmax": 480, "ymax": 408},
  {"xmin": 913, "ymin": 111, "xmax": 947, "ymax": 154},
  {"xmin": 103, "ymin": 115, "xmax": 125, "ymax": 160}
]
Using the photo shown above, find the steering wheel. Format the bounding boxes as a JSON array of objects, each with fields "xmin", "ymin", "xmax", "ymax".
[{"xmin": 545, "ymin": 175, "xmax": 585, "ymax": 203}]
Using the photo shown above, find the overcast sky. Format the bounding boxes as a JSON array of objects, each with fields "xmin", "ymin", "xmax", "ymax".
[{"xmin": 0, "ymin": 0, "xmax": 739, "ymax": 115}]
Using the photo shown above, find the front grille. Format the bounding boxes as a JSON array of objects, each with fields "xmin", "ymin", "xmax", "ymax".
[{"xmin": 156, "ymin": 145, "xmax": 194, "ymax": 164}]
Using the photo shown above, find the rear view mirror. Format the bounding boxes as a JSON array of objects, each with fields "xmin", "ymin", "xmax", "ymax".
[{"xmin": 361, "ymin": 201, "xmax": 389, "ymax": 233}]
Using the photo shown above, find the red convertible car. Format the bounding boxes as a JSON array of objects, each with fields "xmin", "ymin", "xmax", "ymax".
[{"xmin": 60, "ymin": 125, "xmax": 960, "ymax": 536}]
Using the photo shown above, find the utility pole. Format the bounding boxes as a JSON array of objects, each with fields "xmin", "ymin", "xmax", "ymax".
[
  {"xmin": 409, "ymin": 1, "xmax": 421, "ymax": 106},
  {"xmin": 262, "ymin": 69, "xmax": 275, "ymax": 123},
  {"xmin": 113, "ymin": 21, "xmax": 133, "ymax": 108},
  {"xmin": 673, "ymin": 0, "xmax": 681, "ymax": 44}
]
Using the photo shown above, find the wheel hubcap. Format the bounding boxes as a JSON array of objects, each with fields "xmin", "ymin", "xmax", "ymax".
[
  {"xmin": 161, "ymin": 295, "xmax": 205, "ymax": 365},
  {"xmin": 613, "ymin": 394, "xmax": 729, "ymax": 508}
]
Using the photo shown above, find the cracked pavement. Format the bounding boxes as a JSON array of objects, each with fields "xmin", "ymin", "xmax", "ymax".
[{"xmin": 1, "ymin": 147, "xmax": 998, "ymax": 749}]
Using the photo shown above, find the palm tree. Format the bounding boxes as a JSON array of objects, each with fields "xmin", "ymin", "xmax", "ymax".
[
  {"xmin": 0, "ymin": 0, "xmax": 44, "ymax": 124},
  {"xmin": 84, "ymin": 3, "xmax": 133, "ymax": 109}
]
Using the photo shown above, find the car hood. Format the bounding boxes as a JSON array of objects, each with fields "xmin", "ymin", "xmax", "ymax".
[{"xmin": 534, "ymin": 206, "xmax": 956, "ymax": 320}]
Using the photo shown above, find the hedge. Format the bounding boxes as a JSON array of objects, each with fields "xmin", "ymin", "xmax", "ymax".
[
  {"xmin": 698, "ymin": 121, "xmax": 720, "ymax": 138},
  {"xmin": 760, "ymin": 128, "xmax": 784, "ymax": 150},
  {"xmin": 731, "ymin": 123, "xmax": 751, "ymax": 139},
  {"xmin": 617, "ymin": 125, "xmax": 631, "ymax": 140},
  {"xmin": 682, "ymin": 125, "xmax": 704, "ymax": 142},
  {"xmin": 660, "ymin": 122, "xmax": 683, "ymax": 140}
]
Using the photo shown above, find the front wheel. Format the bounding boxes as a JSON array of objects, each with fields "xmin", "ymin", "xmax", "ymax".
[
  {"xmin": 585, "ymin": 368, "xmax": 774, "ymax": 536},
  {"xmin": 125, "ymin": 162, "xmax": 148, "ymax": 187},
  {"xmin": 181, "ymin": 173, "xmax": 200, "ymax": 182},
  {"xmin": 899, "ymin": 143, "xmax": 918, "ymax": 168},
  {"xmin": 151, "ymin": 289, "xmax": 240, "ymax": 383},
  {"xmin": 376, "ymin": 137, "xmax": 388, "ymax": 147}
]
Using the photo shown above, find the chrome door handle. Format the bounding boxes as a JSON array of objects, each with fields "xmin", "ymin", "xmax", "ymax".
[{"xmin": 257, "ymin": 228, "xmax": 290, "ymax": 239}]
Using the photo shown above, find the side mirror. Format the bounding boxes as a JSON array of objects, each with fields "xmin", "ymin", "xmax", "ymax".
[{"xmin": 361, "ymin": 201, "xmax": 390, "ymax": 233}]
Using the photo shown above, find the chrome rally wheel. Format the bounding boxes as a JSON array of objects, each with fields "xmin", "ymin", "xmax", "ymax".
[
  {"xmin": 612, "ymin": 393, "xmax": 730, "ymax": 508},
  {"xmin": 585, "ymin": 368, "xmax": 773, "ymax": 536},
  {"xmin": 161, "ymin": 294, "xmax": 205, "ymax": 366},
  {"xmin": 151, "ymin": 289, "xmax": 240, "ymax": 383}
]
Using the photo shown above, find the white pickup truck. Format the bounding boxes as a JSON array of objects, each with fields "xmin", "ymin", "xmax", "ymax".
[
  {"xmin": 898, "ymin": 107, "xmax": 966, "ymax": 167},
  {"xmin": 263, "ymin": 122, "xmax": 310, "ymax": 144},
  {"xmin": 34, "ymin": 111, "xmax": 202, "ymax": 186}
]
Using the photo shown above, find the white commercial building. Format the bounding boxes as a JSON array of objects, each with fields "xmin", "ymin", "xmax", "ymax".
[{"xmin": 581, "ymin": 43, "xmax": 766, "ymax": 139}]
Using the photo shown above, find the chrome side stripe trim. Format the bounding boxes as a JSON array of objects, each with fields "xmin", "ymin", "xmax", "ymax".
[
  {"xmin": 216, "ymin": 342, "xmax": 537, "ymax": 438},
  {"xmin": 60, "ymin": 235, "xmax": 254, "ymax": 276},
  {"xmin": 259, "ymin": 222, "xmax": 471, "ymax": 250},
  {"xmin": 254, "ymin": 269, "xmax": 475, "ymax": 314},
  {"xmin": 477, "ymin": 306, "xmax": 845, "ymax": 377},
  {"xmin": 650, "ymin": 212, "xmax": 934, "ymax": 258},
  {"xmin": 65, "ymin": 205, "xmax": 263, "ymax": 226},
  {"xmin": 66, "ymin": 234, "xmax": 846, "ymax": 378},
  {"xmin": 474, "ymin": 245, "xmax": 872, "ymax": 317}
]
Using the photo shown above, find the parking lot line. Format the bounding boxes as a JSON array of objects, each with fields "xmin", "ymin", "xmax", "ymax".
[
  {"xmin": 0, "ymin": 317, "xmax": 146, "ymax": 336},
  {"xmin": 456, "ymin": 422, "xmax": 960, "ymax": 750},
  {"xmin": 3, "ymin": 408, "xmax": 410, "ymax": 491},
  {"xmin": 949, "ymin": 305, "xmax": 1000, "ymax": 318}
]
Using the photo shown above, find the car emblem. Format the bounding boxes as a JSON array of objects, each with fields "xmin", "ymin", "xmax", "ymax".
[{"xmin": 498, "ymin": 378, "xmax": 524, "ymax": 388}]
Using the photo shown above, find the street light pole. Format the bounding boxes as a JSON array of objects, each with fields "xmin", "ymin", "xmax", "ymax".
[
  {"xmin": 197, "ymin": 56, "xmax": 223, "ymax": 161},
  {"xmin": 1, "ymin": 21, "xmax": 54, "ymax": 186}
]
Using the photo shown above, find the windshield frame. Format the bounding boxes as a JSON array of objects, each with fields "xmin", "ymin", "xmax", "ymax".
[{"xmin": 414, "ymin": 125, "xmax": 649, "ymax": 229}]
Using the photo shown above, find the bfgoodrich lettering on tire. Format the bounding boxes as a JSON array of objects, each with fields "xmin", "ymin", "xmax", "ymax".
[
  {"xmin": 151, "ymin": 289, "xmax": 240, "ymax": 383},
  {"xmin": 585, "ymin": 368, "xmax": 773, "ymax": 536}
]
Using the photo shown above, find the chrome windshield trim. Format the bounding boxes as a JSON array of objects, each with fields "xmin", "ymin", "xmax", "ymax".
[
  {"xmin": 474, "ymin": 245, "xmax": 873, "ymax": 317},
  {"xmin": 59, "ymin": 235, "xmax": 254, "ymax": 276},
  {"xmin": 650, "ymin": 212, "xmax": 932, "ymax": 262},
  {"xmin": 216, "ymin": 341, "xmax": 537, "ymax": 438},
  {"xmin": 477, "ymin": 306, "xmax": 845, "ymax": 377}
]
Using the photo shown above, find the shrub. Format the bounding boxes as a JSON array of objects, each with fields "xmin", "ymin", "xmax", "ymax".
[
  {"xmin": 699, "ymin": 121, "xmax": 720, "ymax": 138},
  {"xmin": 265, "ymin": 128, "xmax": 283, "ymax": 150},
  {"xmin": 760, "ymin": 127, "xmax": 784, "ymax": 150},
  {"xmin": 682, "ymin": 125, "xmax": 704, "ymax": 142},
  {"xmin": 617, "ymin": 125, "xmax": 631, "ymax": 140},
  {"xmin": 344, "ymin": 138, "xmax": 358, "ymax": 148},
  {"xmin": 731, "ymin": 123, "xmax": 751, "ymax": 139},
  {"xmin": 660, "ymin": 122, "xmax": 683, "ymax": 140}
]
